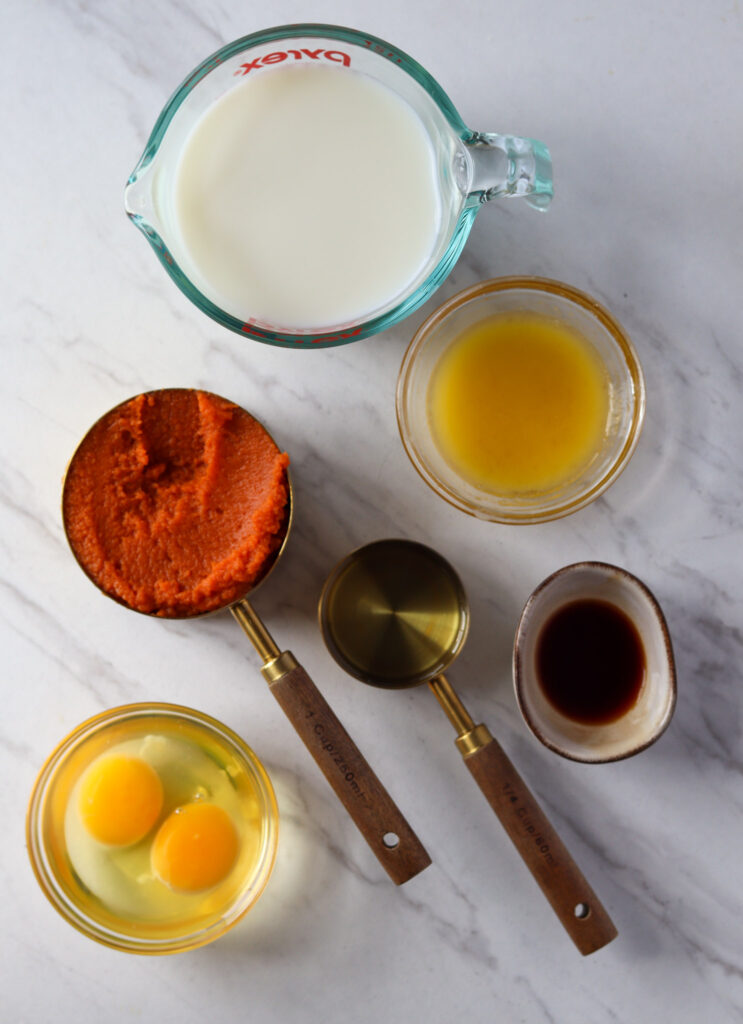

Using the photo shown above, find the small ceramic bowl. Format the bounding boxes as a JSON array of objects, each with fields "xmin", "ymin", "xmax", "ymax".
[
  {"xmin": 27, "ymin": 703, "xmax": 278, "ymax": 954},
  {"xmin": 513, "ymin": 563, "xmax": 676, "ymax": 762},
  {"xmin": 396, "ymin": 277, "xmax": 645, "ymax": 524}
]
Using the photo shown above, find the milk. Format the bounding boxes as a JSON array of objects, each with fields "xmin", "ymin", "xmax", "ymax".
[{"xmin": 173, "ymin": 64, "xmax": 441, "ymax": 330}]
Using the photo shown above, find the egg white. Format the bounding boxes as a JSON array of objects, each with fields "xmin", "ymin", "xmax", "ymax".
[{"xmin": 64, "ymin": 733, "xmax": 262, "ymax": 922}]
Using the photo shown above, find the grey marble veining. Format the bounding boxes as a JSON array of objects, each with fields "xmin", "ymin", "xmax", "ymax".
[{"xmin": 2, "ymin": 0, "xmax": 743, "ymax": 1021}]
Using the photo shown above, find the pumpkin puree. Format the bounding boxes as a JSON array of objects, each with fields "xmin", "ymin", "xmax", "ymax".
[{"xmin": 63, "ymin": 389, "xmax": 290, "ymax": 616}]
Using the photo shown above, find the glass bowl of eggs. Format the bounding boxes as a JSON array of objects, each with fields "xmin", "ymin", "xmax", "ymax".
[{"xmin": 26, "ymin": 703, "xmax": 278, "ymax": 954}]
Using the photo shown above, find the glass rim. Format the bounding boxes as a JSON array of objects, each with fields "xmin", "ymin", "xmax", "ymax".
[
  {"xmin": 396, "ymin": 276, "xmax": 646, "ymax": 524},
  {"xmin": 26, "ymin": 702, "xmax": 279, "ymax": 955},
  {"xmin": 126, "ymin": 24, "xmax": 477, "ymax": 349}
]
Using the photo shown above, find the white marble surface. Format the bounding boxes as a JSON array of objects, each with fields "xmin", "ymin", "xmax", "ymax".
[{"xmin": 2, "ymin": 0, "xmax": 742, "ymax": 1020}]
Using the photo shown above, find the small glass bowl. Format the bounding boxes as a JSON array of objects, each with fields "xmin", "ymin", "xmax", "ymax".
[
  {"xmin": 27, "ymin": 703, "xmax": 278, "ymax": 955},
  {"xmin": 396, "ymin": 277, "xmax": 645, "ymax": 524}
]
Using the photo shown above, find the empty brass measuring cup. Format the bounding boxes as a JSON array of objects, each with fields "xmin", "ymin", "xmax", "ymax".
[
  {"xmin": 62, "ymin": 391, "xmax": 430, "ymax": 885},
  {"xmin": 319, "ymin": 539, "xmax": 617, "ymax": 954}
]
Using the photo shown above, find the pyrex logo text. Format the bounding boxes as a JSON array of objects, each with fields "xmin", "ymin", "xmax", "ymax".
[{"xmin": 234, "ymin": 49, "xmax": 351, "ymax": 75}]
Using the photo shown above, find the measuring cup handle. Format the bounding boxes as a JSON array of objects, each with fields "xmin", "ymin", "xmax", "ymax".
[
  {"xmin": 266, "ymin": 656, "xmax": 432, "ymax": 885},
  {"xmin": 464, "ymin": 736, "xmax": 617, "ymax": 955},
  {"xmin": 464, "ymin": 131, "xmax": 553, "ymax": 211}
]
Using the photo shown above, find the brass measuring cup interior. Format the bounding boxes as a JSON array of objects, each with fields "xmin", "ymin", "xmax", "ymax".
[
  {"xmin": 319, "ymin": 539, "xmax": 618, "ymax": 954},
  {"xmin": 61, "ymin": 391, "xmax": 431, "ymax": 885},
  {"xmin": 318, "ymin": 539, "xmax": 482, "ymax": 742}
]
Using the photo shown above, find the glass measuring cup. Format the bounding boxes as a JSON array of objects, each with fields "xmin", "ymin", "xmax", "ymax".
[{"xmin": 125, "ymin": 24, "xmax": 553, "ymax": 348}]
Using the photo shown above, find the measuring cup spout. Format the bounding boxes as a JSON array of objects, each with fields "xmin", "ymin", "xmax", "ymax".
[
  {"xmin": 464, "ymin": 131, "xmax": 553, "ymax": 210},
  {"xmin": 124, "ymin": 155, "xmax": 181, "ymax": 281},
  {"xmin": 124, "ymin": 154, "xmax": 157, "ymax": 223}
]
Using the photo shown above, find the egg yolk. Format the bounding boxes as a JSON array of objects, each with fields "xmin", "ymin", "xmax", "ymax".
[
  {"xmin": 79, "ymin": 754, "xmax": 164, "ymax": 846},
  {"xmin": 151, "ymin": 802, "xmax": 239, "ymax": 893}
]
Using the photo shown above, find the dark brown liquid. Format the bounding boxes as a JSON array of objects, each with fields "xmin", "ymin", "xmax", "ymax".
[{"xmin": 536, "ymin": 599, "xmax": 645, "ymax": 725}]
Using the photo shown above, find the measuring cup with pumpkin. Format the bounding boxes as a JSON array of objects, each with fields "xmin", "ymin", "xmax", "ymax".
[
  {"xmin": 319, "ymin": 539, "xmax": 617, "ymax": 954},
  {"xmin": 62, "ymin": 389, "xmax": 430, "ymax": 885}
]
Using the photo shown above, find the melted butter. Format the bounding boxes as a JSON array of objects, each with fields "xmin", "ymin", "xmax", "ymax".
[{"xmin": 429, "ymin": 313, "xmax": 610, "ymax": 493}]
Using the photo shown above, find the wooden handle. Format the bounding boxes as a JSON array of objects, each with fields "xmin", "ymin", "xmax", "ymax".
[
  {"xmin": 464, "ymin": 736, "xmax": 617, "ymax": 954},
  {"xmin": 267, "ymin": 659, "xmax": 432, "ymax": 885}
]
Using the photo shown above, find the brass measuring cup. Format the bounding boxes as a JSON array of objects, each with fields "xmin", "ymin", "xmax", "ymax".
[
  {"xmin": 62, "ymin": 392, "xmax": 430, "ymax": 885},
  {"xmin": 319, "ymin": 539, "xmax": 617, "ymax": 953}
]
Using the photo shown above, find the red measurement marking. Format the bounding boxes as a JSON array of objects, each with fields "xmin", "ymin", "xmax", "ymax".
[
  {"xmin": 240, "ymin": 323, "xmax": 361, "ymax": 344},
  {"xmin": 361, "ymin": 39, "xmax": 404, "ymax": 65},
  {"xmin": 311, "ymin": 327, "xmax": 363, "ymax": 344},
  {"xmin": 240, "ymin": 324, "xmax": 306, "ymax": 344},
  {"xmin": 183, "ymin": 56, "xmax": 222, "ymax": 88},
  {"xmin": 234, "ymin": 48, "xmax": 351, "ymax": 76}
]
